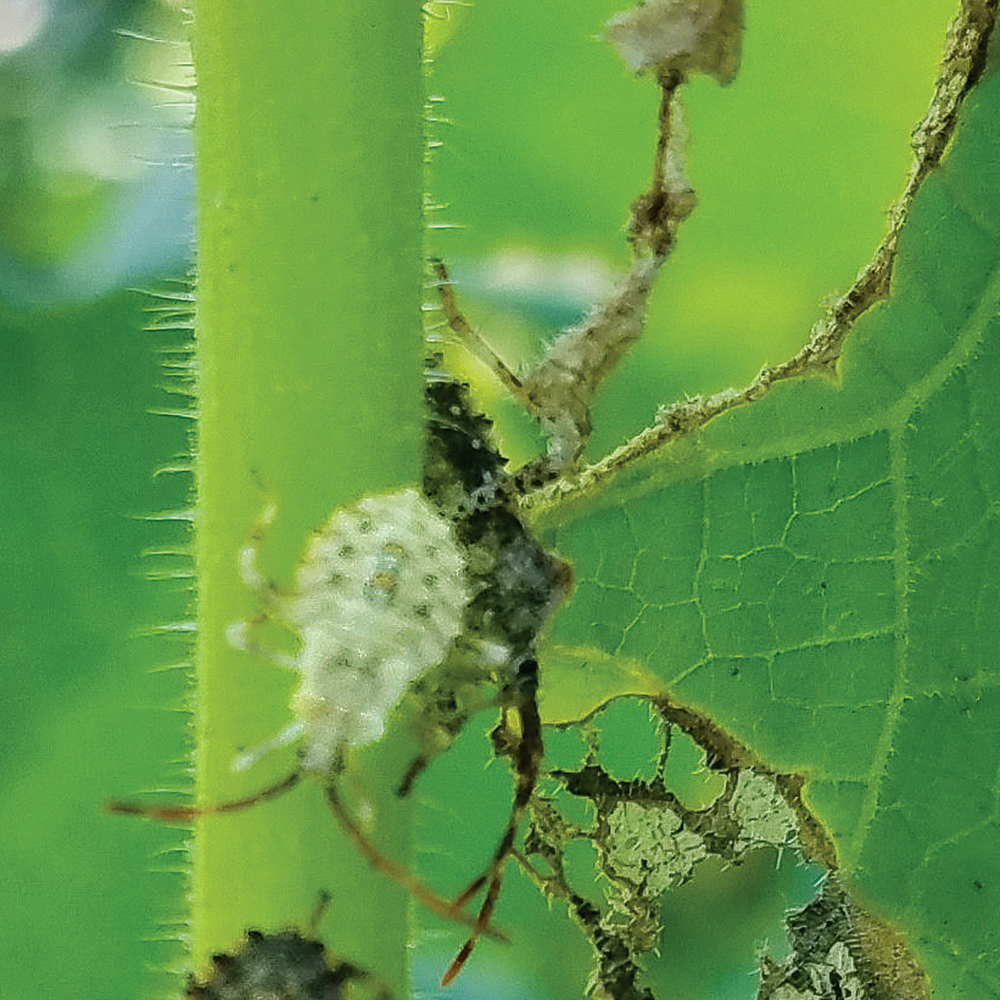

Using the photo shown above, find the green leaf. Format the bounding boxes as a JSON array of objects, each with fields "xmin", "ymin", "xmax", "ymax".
[{"xmin": 533, "ymin": 15, "xmax": 1000, "ymax": 1000}]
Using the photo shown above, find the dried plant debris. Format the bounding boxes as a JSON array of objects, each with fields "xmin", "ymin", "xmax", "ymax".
[
  {"xmin": 757, "ymin": 874, "xmax": 930, "ymax": 1000},
  {"xmin": 730, "ymin": 770, "xmax": 800, "ymax": 854},
  {"xmin": 545, "ymin": 696, "xmax": 815, "ymax": 889},
  {"xmin": 604, "ymin": 798, "xmax": 709, "ymax": 896},
  {"xmin": 605, "ymin": 0, "xmax": 744, "ymax": 84},
  {"xmin": 431, "ymin": 40, "xmax": 701, "ymax": 476},
  {"xmin": 541, "ymin": 1, "xmax": 998, "ymax": 505},
  {"xmin": 509, "ymin": 693, "xmax": 931, "ymax": 1000}
]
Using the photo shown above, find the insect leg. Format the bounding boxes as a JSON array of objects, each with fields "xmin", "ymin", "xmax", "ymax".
[
  {"xmin": 322, "ymin": 780, "xmax": 508, "ymax": 942},
  {"xmin": 441, "ymin": 658, "xmax": 543, "ymax": 985},
  {"xmin": 109, "ymin": 772, "xmax": 505, "ymax": 940},
  {"xmin": 430, "ymin": 258, "xmax": 531, "ymax": 407},
  {"xmin": 106, "ymin": 769, "xmax": 304, "ymax": 821}
]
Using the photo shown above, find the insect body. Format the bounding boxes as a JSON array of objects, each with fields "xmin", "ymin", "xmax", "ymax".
[
  {"xmin": 421, "ymin": 371, "xmax": 570, "ymax": 983},
  {"xmin": 229, "ymin": 487, "xmax": 469, "ymax": 775},
  {"xmin": 187, "ymin": 928, "xmax": 364, "ymax": 1000},
  {"xmin": 186, "ymin": 893, "xmax": 389, "ymax": 1000}
]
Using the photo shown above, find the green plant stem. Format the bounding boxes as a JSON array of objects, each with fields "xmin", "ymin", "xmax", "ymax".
[{"xmin": 192, "ymin": 0, "xmax": 425, "ymax": 991}]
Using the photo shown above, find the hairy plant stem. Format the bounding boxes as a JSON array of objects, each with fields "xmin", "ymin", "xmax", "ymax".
[{"xmin": 192, "ymin": 0, "xmax": 425, "ymax": 991}]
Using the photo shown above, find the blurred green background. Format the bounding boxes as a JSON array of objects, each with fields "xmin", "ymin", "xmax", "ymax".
[{"xmin": 0, "ymin": 0, "xmax": 960, "ymax": 997}]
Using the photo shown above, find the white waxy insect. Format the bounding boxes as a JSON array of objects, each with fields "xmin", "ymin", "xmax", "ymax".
[
  {"xmin": 229, "ymin": 487, "xmax": 469, "ymax": 776},
  {"xmin": 108, "ymin": 486, "xmax": 490, "ymax": 942}
]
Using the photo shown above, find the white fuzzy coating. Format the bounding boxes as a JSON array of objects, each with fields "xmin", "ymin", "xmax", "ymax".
[
  {"xmin": 267, "ymin": 488, "xmax": 468, "ymax": 774},
  {"xmin": 522, "ymin": 258, "xmax": 662, "ymax": 467},
  {"xmin": 605, "ymin": 0, "xmax": 743, "ymax": 85}
]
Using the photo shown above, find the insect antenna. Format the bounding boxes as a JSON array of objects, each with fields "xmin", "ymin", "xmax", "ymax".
[
  {"xmin": 304, "ymin": 889, "xmax": 333, "ymax": 936},
  {"xmin": 441, "ymin": 657, "xmax": 543, "ymax": 985}
]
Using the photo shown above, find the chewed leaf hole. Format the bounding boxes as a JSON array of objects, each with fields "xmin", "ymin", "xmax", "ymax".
[{"xmin": 661, "ymin": 726, "xmax": 726, "ymax": 811}]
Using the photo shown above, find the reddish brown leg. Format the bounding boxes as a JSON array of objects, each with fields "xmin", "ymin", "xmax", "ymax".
[
  {"xmin": 323, "ymin": 781, "xmax": 507, "ymax": 941},
  {"xmin": 441, "ymin": 659, "xmax": 543, "ymax": 985},
  {"xmin": 107, "ymin": 771, "xmax": 505, "ymax": 941},
  {"xmin": 105, "ymin": 769, "xmax": 303, "ymax": 821}
]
